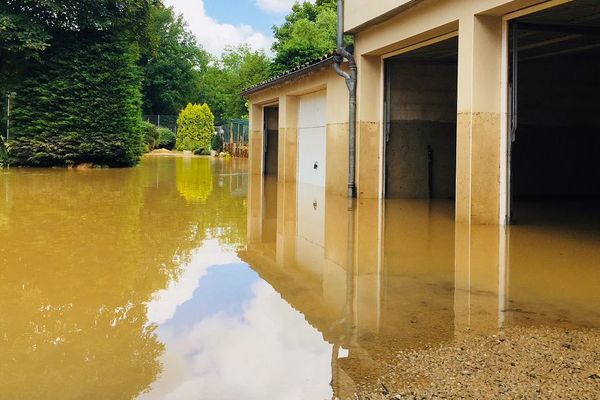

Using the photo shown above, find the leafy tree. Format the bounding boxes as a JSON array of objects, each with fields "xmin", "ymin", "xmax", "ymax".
[
  {"xmin": 0, "ymin": 1, "xmax": 154, "ymax": 167},
  {"xmin": 2, "ymin": 0, "xmax": 151, "ymax": 36},
  {"xmin": 9, "ymin": 35, "xmax": 144, "ymax": 167},
  {"xmin": 176, "ymin": 103, "xmax": 214, "ymax": 152},
  {"xmin": 1, "ymin": 0, "xmax": 150, "ymax": 85},
  {"xmin": 271, "ymin": 0, "xmax": 337, "ymax": 76},
  {"xmin": 140, "ymin": 4, "xmax": 209, "ymax": 115},
  {"xmin": 198, "ymin": 45, "xmax": 271, "ymax": 125},
  {"xmin": 0, "ymin": 5, "xmax": 51, "ymax": 87}
]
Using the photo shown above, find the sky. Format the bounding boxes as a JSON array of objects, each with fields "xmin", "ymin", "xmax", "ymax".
[
  {"xmin": 143, "ymin": 240, "xmax": 333, "ymax": 400},
  {"xmin": 164, "ymin": 0, "xmax": 315, "ymax": 57}
]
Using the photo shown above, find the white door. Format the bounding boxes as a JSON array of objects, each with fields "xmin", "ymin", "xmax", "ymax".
[{"xmin": 297, "ymin": 91, "xmax": 327, "ymax": 187}]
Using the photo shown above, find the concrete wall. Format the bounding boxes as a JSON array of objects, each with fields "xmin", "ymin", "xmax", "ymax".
[
  {"xmin": 513, "ymin": 52, "xmax": 600, "ymax": 197},
  {"xmin": 386, "ymin": 61, "xmax": 457, "ymax": 198},
  {"xmin": 247, "ymin": 0, "xmax": 583, "ymax": 225},
  {"xmin": 345, "ymin": 0, "xmax": 415, "ymax": 32},
  {"xmin": 247, "ymin": 67, "xmax": 350, "ymax": 197}
]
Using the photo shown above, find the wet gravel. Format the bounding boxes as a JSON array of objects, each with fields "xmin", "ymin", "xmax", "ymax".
[{"xmin": 351, "ymin": 326, "xmax": 600, "ymax": 400}]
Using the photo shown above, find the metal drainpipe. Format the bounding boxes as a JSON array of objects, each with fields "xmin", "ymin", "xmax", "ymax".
[{"xmin": 334, "ymin": 0, "xmax": 357, "ymax": 199}]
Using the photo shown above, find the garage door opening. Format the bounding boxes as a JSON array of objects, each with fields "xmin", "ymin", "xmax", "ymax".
[
  {"xmin": 263, "ymin": 106, "xmax": 279, "ymax": 176},
  {"xmin": 509, "ymin": 1, "xmax": 600, "ymax": 224},
  {"xmin": 383, "ymin": 37, "xmax": 458, "ymax": 201}
]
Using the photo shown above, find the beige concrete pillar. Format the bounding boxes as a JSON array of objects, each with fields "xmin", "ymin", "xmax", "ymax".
[
  {"xmin": 354, "ymin": 197, "xmax": 383, "ymax": 335},
  {"xmin": 275, "ymin": 179, "xmax": 297, "ymax": 269},
  {"xmin": 454, "ymin": 222, "xmax": 508, "ymax": 334},
  {"xmin": 278, "ymin": 95, "xmax": 298, "ymax": 183},
  {"xmin": 356, "ymin": 55, "xmax": 383, "ymax": 199},
  {"xmin": 456, "ymin": 15, "xmax": 505, "ymax": 225},
  {"xmin": 247, "ymin": 103, "xmax": 264, "ymax": 245},
  {"xmin": 247, "ymin": 172, "xmax": 263, "ymax": 245},
  {"xmin": 249, "ymin": 103, "xmax": 264, "ymax": 177}
]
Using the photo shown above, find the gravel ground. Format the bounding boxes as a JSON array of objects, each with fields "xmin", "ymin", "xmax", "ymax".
[{"xmin": 351, "ymin": 326, "xmax": 600, "ymax": 400}]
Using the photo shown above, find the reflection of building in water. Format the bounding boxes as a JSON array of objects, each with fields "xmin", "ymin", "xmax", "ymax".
[{"xmin": 241, "ymin": 175, "xmax": 600, "ymax": 397}]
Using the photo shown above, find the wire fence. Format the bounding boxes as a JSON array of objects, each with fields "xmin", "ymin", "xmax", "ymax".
[
  {"xmin": 218, "ymin": 119, "xmax": 249, "ymax": 158},
  {"xmin": 142, "ymin": 115, "xmax": 177, "ymax": 133}
]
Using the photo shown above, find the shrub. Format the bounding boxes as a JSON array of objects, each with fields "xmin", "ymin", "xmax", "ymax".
[
  {"xmin": 193, "ymin": 148, "xmax": 210, "ymax": 156},
  {"xmin": 156, "ymin": 127, "xmax": 176, "ymax": 150},
  {"xmin": 8, "ymin": 34, "xmax": 144, "ymax": 167},
  {"xmin": 0, "ymin": 139, "xmax": 8, "ymax": 167},
  {"xmin": 211, "ymin": 134, "xmax": 223, "ymax": 153},
  {"xmin": 176, "ymin": 103, "xmax": 214, "ymax": 152},
  {"xmin": 141, "ymin": 121, "xmax": 160, "ymax": 151}
]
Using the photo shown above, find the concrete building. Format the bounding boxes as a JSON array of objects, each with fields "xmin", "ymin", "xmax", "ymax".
[{"xmin": 242, "ymin": 0, "xmax": 600, "ymax": 225}]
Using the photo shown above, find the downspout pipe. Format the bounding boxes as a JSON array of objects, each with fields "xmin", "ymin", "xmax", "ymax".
[{"xmin": 334, "ymin": 0, "xmax": 357, "ymax": 199}]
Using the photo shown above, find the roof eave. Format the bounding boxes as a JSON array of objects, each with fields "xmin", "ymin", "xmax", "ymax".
[{"xmin": 241, "ymin": 56, "xmax": 336, "ymax": 98}]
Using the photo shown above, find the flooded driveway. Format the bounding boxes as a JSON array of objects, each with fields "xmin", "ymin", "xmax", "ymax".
[{"xmin": 1, "ymin": 156, "xmax": 599, "ymax": 399}]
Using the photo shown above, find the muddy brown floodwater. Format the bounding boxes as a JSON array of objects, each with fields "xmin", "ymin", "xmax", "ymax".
[{"xmin": 0, "ymin": 155, "xmax": 599, "ymax": 399}]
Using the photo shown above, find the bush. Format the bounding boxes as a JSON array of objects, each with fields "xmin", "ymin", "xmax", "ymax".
[
  {"xmin": 141, "ymin": 121, "xmax": 160, "ymax": 151},
  {"xmin": 8, "ymin": 34, "xmax": 144, "ymax": 167},
  {"xmin": 0, "ymin": 139, "xmax": 8, "ymax": 167},
  {"xmin": 176, "ymin": 103, "xmax": 214, "ymax": 152},
  {"xmin": 157, "ymin": 127, "xmax": 176, "ymax": 150},
  {"xmin": 193, "ymin": 148, "xmax": 210, "ymax": 156},
  {"xmin": 211, "ymin": 134, "xmax": 223, "ymax": 153}
]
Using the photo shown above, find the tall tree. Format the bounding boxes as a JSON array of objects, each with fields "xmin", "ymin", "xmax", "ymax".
[
  {"xmin": 140, "ymin": 4, "xmax": 209, "ymax": 115},
  {"xmin": 271, "ymin": 0, "xmax": 337, "ymax": 76},
  {"xmin": 0, "ymin": 4, "xmax": 51, "ymax": 87},
  {"xmin": 9, "ymin": 35, "xmax": 144, "ymax": 167},
  {"xmin": 199, "ymin": 45, "xmax": 271, "ymax": 125},
  {"xmin": 0, "ymin": 0, "xmax": 153, "ymax": 166}
]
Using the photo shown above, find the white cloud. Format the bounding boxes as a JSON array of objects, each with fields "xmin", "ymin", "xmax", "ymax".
[
  {"xmin": 146, "ymin": 240, "xmax": 241, "ymax": 325},
  {"xmin": 256, "ymin": 0, "xmax": 315, "ymax": 14},
  {"xmin": 164, "ymin": 0, "xmax": 274, "ymax": 56},
  {"xmin": 141, "ymin": 281, "xmax": 333, "ymax": 400}
]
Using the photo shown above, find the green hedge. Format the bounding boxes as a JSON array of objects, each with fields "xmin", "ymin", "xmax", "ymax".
[
  {"xmin": 157, "ymin": 127, "xmax": 176, "ymax": 150},
  {"xmin": 8, "ymin": 34, "xmax": 144, "ymax": 167}
]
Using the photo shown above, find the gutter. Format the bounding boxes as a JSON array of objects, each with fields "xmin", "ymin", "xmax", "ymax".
[{"xmin": 334, "ymin": 0, "xmax": 358, "ymax": 199}]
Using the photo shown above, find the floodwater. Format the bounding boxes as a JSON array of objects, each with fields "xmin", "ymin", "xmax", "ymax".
[{"xmin": 1, "ymin": 155, "xmax": 599, "ymax": 399}]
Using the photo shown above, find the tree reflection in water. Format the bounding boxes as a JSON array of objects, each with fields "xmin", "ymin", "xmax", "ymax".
[{"xmin": 0, "ymin": 156, "xmax": 248, "ymax": 399}]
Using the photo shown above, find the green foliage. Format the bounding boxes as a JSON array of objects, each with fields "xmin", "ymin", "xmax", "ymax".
[
  {"xmin": 0, "ymin": 0, "xmax": 155, "ymax": 167},
  {"xmin": 141, "ymin": 120, "xmax": 160, "ymax": 151},
  {"xmin": 0, "ymin": 4, "xmax": 51, "ymax": 89},
  {"xmin": 198, "ymin": 45, "xmax": 271, "ymax": 125},
  {"xmin": 0, "ymin": 0, "xmax": 151, "ymax": 87},
  {"xmin": 0, "ymin": 138, "xmax": 8, "ymax": 167},
  {"xmin": 2, "ymin": 0, "xmax": 151, "ymax": 36},
  {"xmin": 271, "ymin": 0, "xmax": 338, "ymax": 76},
  {"xmin": 140, "ymin": 4, "xmax": 209, "ymax": 115},
  {"xmin": 157, "ymin": 127, "xmax": 176, "ymax": 150},
  {"xmin": 176, "ymin": 103, "xmax": 214, "ymax": 152},
  {"xmin": 8, "ymin": 35, "xmax": 144, "ymax": 167},
  {"xmin": 211, "ymin": 134, "xmax": 223, "ymax": 153}
]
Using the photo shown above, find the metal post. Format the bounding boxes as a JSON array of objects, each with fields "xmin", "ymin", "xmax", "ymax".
[
  {"xmin": 157, "ymin": 114, "xmax": 161, "ymax": 129},
  {"xmin": 6, "ymin": 93, "xmax": 11, "ymax": 141},
  {"xmin": 6, "ymin": 92, "xmax": 16, "ymax": 141}
]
